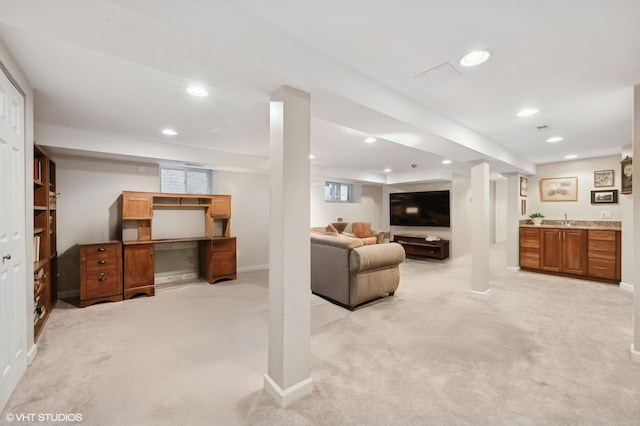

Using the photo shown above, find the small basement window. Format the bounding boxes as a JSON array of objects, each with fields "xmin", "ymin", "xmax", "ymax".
[
  {"xmin": 325, "ymin": 181, "xmax": 351, "ymax": 202},
  {"xmin": 160, "ymin": 166, "xmax": 214, "ymax": 194}
]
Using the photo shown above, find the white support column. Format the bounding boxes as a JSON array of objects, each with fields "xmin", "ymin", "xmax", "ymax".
[
  {"xmin": 264, "ymin": 86, "xmax": 314, "ymax": 404},
  {"xmin": 504, "ymin": 173, "xmax": 523, "ymax": 272},
  {"xmin": 632, "ymin": 84, "xmax": 640, "ymax": 363},
  {"xmin": 469, "ymin": 162, "xmax": 491, "ymax": 300}
]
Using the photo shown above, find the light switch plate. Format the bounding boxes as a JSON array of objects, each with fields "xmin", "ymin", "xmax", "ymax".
[{"xmin": 600, "ymin": 210, "xmax": 612, "ymax": 219}]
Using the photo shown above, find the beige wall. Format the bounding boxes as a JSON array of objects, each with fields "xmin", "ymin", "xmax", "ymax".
[
  {"xmin": 310, "ymin": 179, "xmax": 383, "ymax": 230},
  {"xmin": 526, "ymin": 155, "xmax": 623, "ymax": 221}
]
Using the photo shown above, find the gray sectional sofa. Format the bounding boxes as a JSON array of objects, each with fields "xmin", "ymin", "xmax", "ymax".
[{"xmin": 310, "ymin": 231, "xmax": 405, "ymax": 309}]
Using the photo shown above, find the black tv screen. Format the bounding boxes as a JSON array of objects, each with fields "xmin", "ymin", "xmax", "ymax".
[{"xmin": 390, "ymin": 190, "xmax": 450, "ymax": 227}]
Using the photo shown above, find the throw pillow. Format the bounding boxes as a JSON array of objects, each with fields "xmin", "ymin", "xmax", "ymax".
[
  {"xmin": 352, "ymin": 222, "xmax": 372, "ymax": 238},
  {"xmin": 325, "ymin": 223, "xmax": 339, "ymax": 235}
]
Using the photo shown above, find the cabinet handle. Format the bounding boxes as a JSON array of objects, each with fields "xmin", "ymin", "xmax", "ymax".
[
  {"xmin": 593, "ymin": 266, "xmax": 608, "ymax": 270},
  {"xmin": 98, "ymin": 260, "xmax": 106, "ymax": 264},
  {"xmin": 98, "ymin": 273, "xmax": 107, "ymax": 282},
  {"xmin": 98, "ymin": 248, "xmax": 106, "ymax": 252}
]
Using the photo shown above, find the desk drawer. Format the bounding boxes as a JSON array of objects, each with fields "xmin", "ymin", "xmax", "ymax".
[
  {"xmin": 84, "ymin": 244, "xmax": 119, "ymax": 262},
  {"xmin": 588, "ymin": 230, "xmax": 616, "ymax": 241},
  {"xmin": 82, "ymin": 271, "xmax": 120, "ymax": 299}
]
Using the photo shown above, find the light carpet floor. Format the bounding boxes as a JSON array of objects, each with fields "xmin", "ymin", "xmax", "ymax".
[{"xmin": 2, "ymin": 243, "xmax": 639, "ymax": 425}]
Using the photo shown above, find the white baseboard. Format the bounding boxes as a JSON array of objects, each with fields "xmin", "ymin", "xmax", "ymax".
[
  {"xmin": 505, "ymin": 266, "xmax": 520, "ymax": 272},
  {"xmin": 620, "ymin": 282, "xmax": 634, "ymax": 293},
  {"xmin": 263, "ymin": 374, "xmax": 313, "ymax": 408},
  {"xmin": 238, "ymin": 264, "xmax": 269, "ymax": 273},
  {"xmin": 57, "ymin": 289, "xmax": 79, "ymax": 299},
  {"xmin": 631, "ymin": 344, "xmax": 640, "ymax": 363},
  {"xmin": 468, "ymin": 289, "xmax": 491, "ymax": 301},
  {"xmin": 155, "ymin": 271, "xmax": 199, "ymax": 284},
  {"xmin": 27, "ymin": 343, "xmax": 37, "ymax": 365}
]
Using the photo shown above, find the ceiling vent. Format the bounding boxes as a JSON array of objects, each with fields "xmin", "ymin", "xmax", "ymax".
[{"xmin": 414, "ymin": 63, "xmax": 462, "ymax": 88}]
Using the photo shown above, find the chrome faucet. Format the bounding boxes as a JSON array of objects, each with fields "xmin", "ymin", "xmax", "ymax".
[{"xmin": 563, "ymin": 212, "xmax": 570, "ymax": 226}]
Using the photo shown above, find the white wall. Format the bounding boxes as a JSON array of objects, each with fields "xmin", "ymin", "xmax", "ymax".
[
  {"xmin": 54, "ymin": 155, "xmax": 270, "ymax": 296},
  {"xmin": 526, "ymin": 155, "xmax": 622, "ymax": 221},
  {"xmin": 218, "ymin": 170, "xmax": 270, "ymax": 271},
  {"xmin": 451, "ymin": 174, "xmax": 472, "ymax": 257},
  {"xmin": 495, "ymin": 179, "xmax": 508, "ymax": 243},
  {"xmin": 310, "ymin": 179, "xmax": 382, "ymax": 230}
]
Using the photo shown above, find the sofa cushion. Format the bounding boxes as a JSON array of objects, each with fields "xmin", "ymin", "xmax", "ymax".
[
  {"xmin": 310, "ymin": 232, "xmax": 364, "ymax": 249},
  {"xmin": 352, "ymin": 222, "xmax": 372, "ymax": 238},
  {"xmin": 350, "ymin": 242, "xmax": 405, "ymax": 273},
  {"xmin": 361, "ymin": 236, "xmax": 377, "ymax": 245}
]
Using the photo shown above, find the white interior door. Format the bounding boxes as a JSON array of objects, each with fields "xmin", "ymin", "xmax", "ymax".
[{"xmin": 0, "ymin": 65, "xmax": 27, "ymax": 411}]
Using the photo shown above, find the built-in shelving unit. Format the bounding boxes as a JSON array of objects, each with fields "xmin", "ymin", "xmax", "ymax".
[{"xmin": 33, "ymin": 144, "xmax": 57, "ymax": 340}]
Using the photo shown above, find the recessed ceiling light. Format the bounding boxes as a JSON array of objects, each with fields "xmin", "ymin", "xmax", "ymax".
[
  {"xmin": 459, "ymin": 50, "xmax": 491, "ymax": 67},
  {"xmin": 565, "ymin": 154, "xmax": 578, "ymax": 159},
  {"xmin": 186, "ymin": 85, "xmax": 209, "ymax": 97},
  {"xmin": 546, "ymin": 136, "xmax": 564, "ymax": 143},
  {"xmin": 517, "ymin": 108, "xmax": 539, "ymax": 117},
  {"xmin": 364, "ymin": 137, "xmax": 377, "ymax": 143},
  {"xmin": 442, "ymin": 159, "xmax": 452, "ymax": 165},
  {"xmin": 161, "ymin": 128, "xmax": 178, "ymax": 136},
  {"xmin": 384, "ymin": 168, "xmax": 392, "ymax": 173},
  {"xmin": 308, "ymin": 154, "xmax": 315, "ymax": 159}
]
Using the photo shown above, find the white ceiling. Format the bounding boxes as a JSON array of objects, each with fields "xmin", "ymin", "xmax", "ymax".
[{"xmin": 1, "ymin": 0, "xmax": 638, "ymax": 183}]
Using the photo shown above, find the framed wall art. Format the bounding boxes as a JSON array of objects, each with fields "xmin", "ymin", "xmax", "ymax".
[
  {"xmin": 520, "ymin": 176, "xmax": 528, "ymax": 197},
  {"xmin": 621, "ymin": 156, "xmax": 632, "ymax": 194},
  {"xmin": 593, "ymin": 169, "xmax": 614, "ymax": 187},
  {"xmin": 590, "ymin": 189, "xmax": 618, "ymax": 204},
  {"xmin": 521, "ymin": 199, "xmax": 526, "ymax": 215},
  {"xmin": 539, "ymin": 176, "xmax": 578, "ymax": 202}
]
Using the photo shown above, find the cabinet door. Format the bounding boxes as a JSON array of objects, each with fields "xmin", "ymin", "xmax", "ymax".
[
  {"xmin": 540, "ymin": 229, "xmax": 562, "ymax": 272},
  {"xmin": 122, "ymin": 193, "xmax": 153, "ymax": 219},
  {"xmin": 562, "ymin": 229, "xmax": 587, "ymax": 275},
  {"xmin": 123, "ymin": 245, "xmax": 154, "ymax": 289},
  {"xmin": 210, "ymin": 196, "xmax": 231, "ymax": 217}
]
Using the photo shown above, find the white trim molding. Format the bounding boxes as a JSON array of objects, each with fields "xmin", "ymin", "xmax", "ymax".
[
  {"xmin": 468, "ymin": 289, "xmax": 491, "ymax": 301},
  {"xmin": 620, "ymin": 282, "xmax": 634, "ymax": 293},
  {"xmin": 631, "ymin": 344, "xmax": 640, "ymax": 363},
  {"xmin": 238, "ymin": 264, "xmax": 269, "ymax": 273},
  {"xmin": 27, "ymin": 344, "xmax": 37, "ymax": 365},
  {"xmin": 505, "ymin": 266, "xmax": 520, "ymax": 273},
  {"xmin": 263, "ymin": 374, "xmax": 313, "ymax": 408}
]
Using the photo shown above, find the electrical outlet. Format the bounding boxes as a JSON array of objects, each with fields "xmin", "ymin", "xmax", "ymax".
[{"xmin": 600, "ymin": 210, "xmax": 612, "ymax": 219}]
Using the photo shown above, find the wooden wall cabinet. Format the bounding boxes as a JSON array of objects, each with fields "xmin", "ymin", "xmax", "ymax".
[
  {"xmin": 80, "ymin": 241, "xmax": 122, "ymax": 307},
  {"xmin": 520, "ymin": 226, "xmax": 620, "ymax": 284}
]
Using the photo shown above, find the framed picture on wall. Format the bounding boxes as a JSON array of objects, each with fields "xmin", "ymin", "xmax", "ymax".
[
  {"xmin": 521, "ymin": 199, "xmax": 526, "ymax": 215},
  {"xmin": 621, "ymin": 156, "xmax": 632, "ymax": 194},
  {"xmin": 539, "ymin": 176, "xmax": 578, "ymax": 201},
  {"xmin": 520, "ymin": 176, "xmax": 528, "ymax": 197},
  {"xmin": 590, "ymin": 190, "xmax": 618, "ymax": 204},
  {"xmin": 593, "ymin": 169, "xmax": 614, "ymax": 187}
]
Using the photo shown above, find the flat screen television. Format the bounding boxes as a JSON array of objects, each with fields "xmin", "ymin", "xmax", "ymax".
[{"xmin": 389, "ymin": 190, "xmax": 450, "ymax": 227}]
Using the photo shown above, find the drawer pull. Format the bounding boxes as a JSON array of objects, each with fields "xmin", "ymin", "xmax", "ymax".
[
  {"xmin": 98, "ymin": 248, "xmax": 106, "ymax": 252},
  {"xmin": 98, "ymin": 273, "xmax": 107, "ymax": 281},
  {"xmin": 98, "ymin": 260, "xmax": 106, "ymax": 264},
  {"xmin": 593, "ymin": 266, "xmax": 608, "ymax": 270}
]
